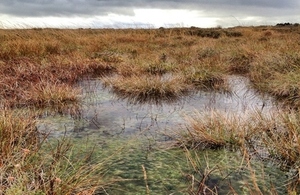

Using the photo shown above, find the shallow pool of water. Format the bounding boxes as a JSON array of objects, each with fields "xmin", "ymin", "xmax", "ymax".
[
  {"xmin": 38, "ymin": 75, "xmax": 277, "ymax": 139},
  {"xmin": 37, "ymin": 75, "xmax": 287, "ymax": 194}
]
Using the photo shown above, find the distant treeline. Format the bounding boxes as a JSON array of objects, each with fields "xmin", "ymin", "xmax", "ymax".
[{"xmin": 276, "ymin": 23, "xmax": 299, "ymax": 27}]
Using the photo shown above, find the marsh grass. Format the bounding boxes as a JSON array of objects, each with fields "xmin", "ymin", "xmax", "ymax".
[
  {"xmin": 178, "ymin": 109, "xmax": 300, "ymax": 194},
  {"xmin": 25, "ymin": 81, "xmax": 81, "ymax": 111},
  {"xmin": 180, "ymin": 111, "xmax": 244, "ymax": 149},
  {"xmin": 216, "ymin": 27, "xmax": 300, "ymax": 108},
  {"xmin": 0, "ymin": 110, "xmax": 114, "ymax": 194},
  {"xmin": 181, "ymin": 145, "xmax": 285, "ymax": 195},
  {"xmin": 227, "ymin": 49, "xmax": 255, "ymax": 74},
  {"xmin": 0, "ymin": 109, "xmax": 37, "ymax": 161},
  {"xmin": 179, "ymin": 110, "xmax": 271, "ymax": 155},
  {"xmin": 1, "ymin": 26, "xmax": 300, "ymax": 194},
  {"xmin": 267, "ymin": 71, "xmax": 300, "ymax": 106},
  {"xmin": 3, "ymin": 27, "xmax": 289, "ymax": 107},
  {"xmin": 249, "ymin": 52, "xmax": 300, "ymax": 107},
  {"xmin": 103, "ymin": 74, "xmax": 191, "ymax": 104},
  {"xmin": 182, "ymin": 67, "xmax": 227, "ymax": 91}
]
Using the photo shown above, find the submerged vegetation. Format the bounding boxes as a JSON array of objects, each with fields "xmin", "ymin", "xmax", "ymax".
[
  {"xmin": 1, "ymin": 25, "xmax": 300, "ymax": 194},
  {"xmin": 0, "ymin": 110, "xmax": 112, "ymax": 194},
  {"xmin": 179, "ymin": 110, "xmax": 300, "ymax": 194}
]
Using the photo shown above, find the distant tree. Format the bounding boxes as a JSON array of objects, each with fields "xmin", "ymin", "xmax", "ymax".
[{"xmin": 276, "ymin": 22, "xmax": 296, "ymax": 26}]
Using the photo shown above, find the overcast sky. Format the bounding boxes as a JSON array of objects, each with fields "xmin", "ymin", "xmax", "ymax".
[{"xmin": 0, "ymin": 0, "xmax": 299, "ymax": 28}]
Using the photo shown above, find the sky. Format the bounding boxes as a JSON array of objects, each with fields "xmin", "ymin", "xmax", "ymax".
[{"xmin": 0, "ymin": 0, "xmax": 299, "ymax": 29}]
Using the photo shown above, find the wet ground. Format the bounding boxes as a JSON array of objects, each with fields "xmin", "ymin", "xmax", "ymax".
[
  {"xmin": 37, "ymin": 75, "xmax": 287, "ymax": 194},
  {"xmin": 38, "ymin": 75, "xmax": 277, "ymax": 138}
]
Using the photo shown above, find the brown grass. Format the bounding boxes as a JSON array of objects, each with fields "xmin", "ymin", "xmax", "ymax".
[
  {"xmin": 1, "ymin": 25, "xmax": 300, "ymax": 194},
  {"xmin": 180, "ymin": 111, "xmax": 244, "ymax": 149},
  {"xmin": 0, "ymin": 109, "xmax": 37, "ymax": 161},
  {"xmin": 0, "ymin": 109, "xmax": 113, "ymax": 194},
  {"xmin": 1, "ymin": 27, "xmax": 299, "ymax": 108},
  {"xmin": 103, "ymin": 74, "xmax": 191, "ymax": 104},
  {"xmin": 178, "ymin": 109, "xmax": 300, "ymax": 194}
]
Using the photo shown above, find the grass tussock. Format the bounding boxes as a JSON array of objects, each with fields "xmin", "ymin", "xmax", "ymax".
[
  {"xmin": 1, "ymin": 26, "xmax": 300, "ymax": 193},
  {"xmin": 25, "ymin": 81, "xmax": 81, "ymax": 112},
  {"xmin": 103, "ymin": 74, "xmax": 191, "ymax": 104},
  {"xmin": 2, "ymin": 27, "xmax": 300, "ymax": 106},
  {"xmin": 178, "ymin": 110, "xmax": 300, "ymax": 193},
  {"xmin": 0, "ymin": 109, "xmax": 113, "ymax": 194},
  {"xmin": 182, "ymin": 67, "xmax": 227, "ymax": 91},
  {"xmin": 0, "ymin": 110, "xmax": 37, "ymax": 161},
  {"xmin": 181, "ymin": 111, "xmax": 244, "ymax": 149},
  {"xmin": 0, "ymin": 56, "xmax": 111, "ymax": 109},
  {"xmin": 249, "ymin": 52, "xmax": 300, "ymax": 107}
]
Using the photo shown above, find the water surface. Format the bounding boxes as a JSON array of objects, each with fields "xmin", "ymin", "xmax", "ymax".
[
  {"xmin": 37, "ymin": 75, "xmax": 287, "ymax": 194},
  {"xmin": 38, "ymin": 75, "xmax": 277, "ymax": 138}
]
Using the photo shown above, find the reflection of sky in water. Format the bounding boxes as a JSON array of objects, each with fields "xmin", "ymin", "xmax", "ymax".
[
  {"xmin": 36, "ymin": 75, "xmax": 288, "ymax": 195},
  {"xmin": 37, "ymin": 75, "xmax": 278, "ymax": 138}
]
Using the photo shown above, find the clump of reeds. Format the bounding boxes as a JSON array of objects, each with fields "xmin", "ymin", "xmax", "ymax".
[
  {"xmin": 179, "ymin": 111, "xmax": 245, "ymax": 149},
  {"xmin": 178, "ymin": 109, "xmax": 300, "ymax": 193},
  {"xmin": 0, "ymin": 55, "xmax": 112, "ymax": 109},
  {"xmin": 261, "ymin": 111, "xmax": 300, "ymax": 168},
  {"xmin": 0, "ymin": 109, "xmax": 37, "ymax": 160},
  {"xmin": 103, "ymin": 74, "xmax": 191, "ymax": 104},
  {"xmin": 249, "ymin": 52, "xmax": 300, "ymax": 107},
  {"xmin": 227, "ymin": 49, "xmax": 255, "ymax": 74},
  {"xmin": 182, "ymin": 67, "xmax": 228, "ymax": 92},
  {"xmin": 0, "ymin": 109, "xmax": 113, "ymax": 194},
  {"xmin": 24, "ymin": 81, "xmax": 81, "ymax": 113},
  {"xmin": 178, "ymin": 109, "xmax": 282, "ymax": 156}
]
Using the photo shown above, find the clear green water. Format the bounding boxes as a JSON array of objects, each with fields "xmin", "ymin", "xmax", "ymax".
[
  {"xmin": 67, "ymin": 136, "xmax": 288, "ymax": 194},
  {"xmin": 60, "ymin": 133, "xmax": 288, "ymax": 195},
  {"xmin": 37, "ymin": 76, "xmax": 290, "ymax": 194}
]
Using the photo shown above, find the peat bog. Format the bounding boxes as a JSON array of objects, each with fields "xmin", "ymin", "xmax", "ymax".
[{"xmin": 1, "ymin": 26, "xmax": 300, "ymax": 194}]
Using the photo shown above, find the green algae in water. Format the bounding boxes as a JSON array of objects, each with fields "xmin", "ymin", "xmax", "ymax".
[
  {"xmin": 102, "ymin": 144, "xmax": 190, "ymax": 194},
  {"xmin": 62, "ymin": 135, "xmax": 288, "ymax": 194},
  {"xmin": 181, "ymin": 149, "xmax": 288, "ymax": 194},
  {"xmin": 36, "ymin": 76, "xmax": 290, "ymax": 194},
  {"xmin": 40, "ymin": 131, "xmax": 290, "ymax": 194}
]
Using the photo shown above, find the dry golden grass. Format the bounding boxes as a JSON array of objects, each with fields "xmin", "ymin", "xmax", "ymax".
[
  {"xmin": 1, "ymin": 25, "xmax": 300, "ymax": 194},
  {"xmin": 0, "ymin": 109, "xmax": 113, "ymax": 194},
  {"xmin": 0, "ymin": 109, "xmax": 37, "ymax": 161},
  {"xmin": 178, "ymin": 109, "xmax": 300, "ymax": 194},
  {"xmin": 1, "ymin": 26, "xmax": 299, "ymax": 108},
  {"xmin": 180, "ymin": 111, "xmax": 244, "ymax": 149},
  {"xmin": 103, "ymin": 74, "xmax": 191, "ymax": 104}
]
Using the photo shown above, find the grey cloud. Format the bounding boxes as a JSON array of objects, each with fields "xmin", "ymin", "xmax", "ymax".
[
  {"xmin": 0, "ymin": 0, "xmax": 135, "ymax": 17},
  {"xmin": 0, "ymin": 0, "xmax": 299, "ymax": 22}
]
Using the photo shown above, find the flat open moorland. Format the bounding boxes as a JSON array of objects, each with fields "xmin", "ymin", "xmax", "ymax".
[{"xmin": 1, "ymin": 25, "xmax": 300, "ymax": 194}]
